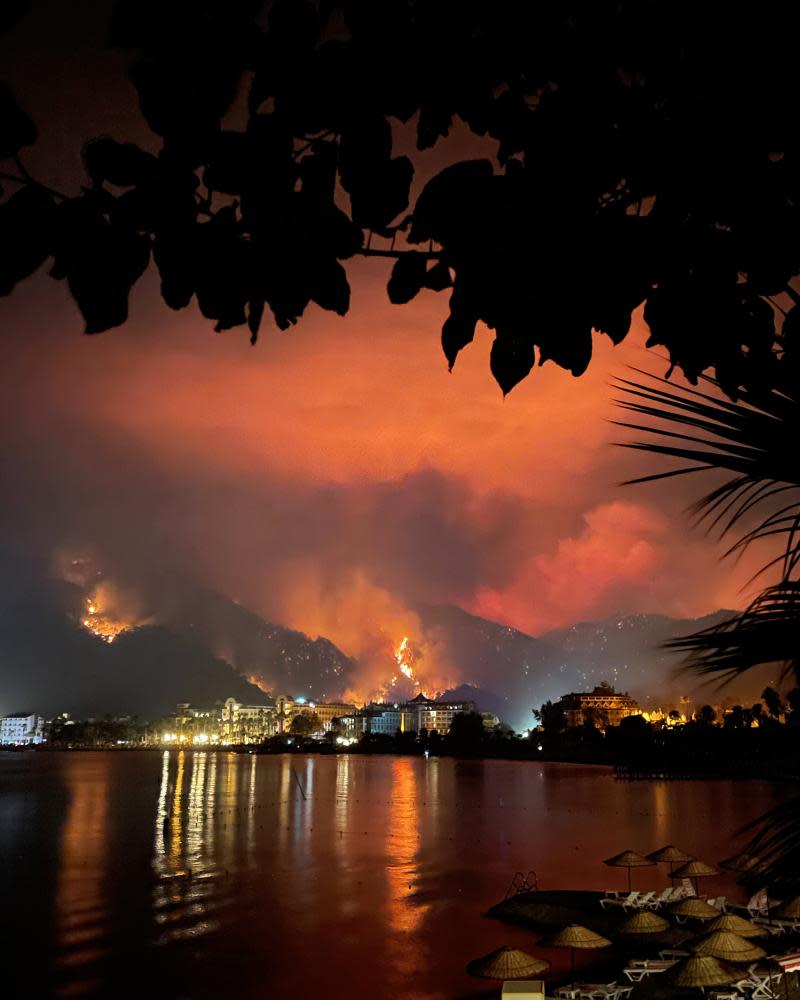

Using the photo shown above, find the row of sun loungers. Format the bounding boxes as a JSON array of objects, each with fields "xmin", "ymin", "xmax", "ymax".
[
  {"xmin": 599, "ymin": 884, "xmax": 703, "ymax": 911},
  {"xmin": 554, "ymin": 981, "xmax": 634, "ymax": 999},
  {"xmin": 622, "ymin": 959, "xmax": 784, "ymax": 997}
]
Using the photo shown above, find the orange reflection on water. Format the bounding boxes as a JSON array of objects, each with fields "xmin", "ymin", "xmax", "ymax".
[
  {"xmin": 385, "ymin": 758, "xmax": 428, "ymax": 940},
  {"xmin": 55, "ymin": 755, "xmax": 111, "ymax": 990},
  {"xmin": 151, "ymin": 751, "xmax": 223, "ymax": 945}
]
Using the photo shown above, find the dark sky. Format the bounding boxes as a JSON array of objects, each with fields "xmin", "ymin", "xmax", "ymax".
[{"xmin": 0, "ymin": 3, "xmax": 776, "ymax": 700}]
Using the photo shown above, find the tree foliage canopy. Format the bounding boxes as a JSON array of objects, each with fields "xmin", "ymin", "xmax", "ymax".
[{"xmin": 2, "ymin": 0, "xmax": 800, "ymax": 394}]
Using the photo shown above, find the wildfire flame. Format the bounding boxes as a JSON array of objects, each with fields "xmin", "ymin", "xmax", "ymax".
[
  {"xmin": 81, "ymin": 593, "xmax": 130, "ymax": 644},
  {"xmin": 387, "ymin": 636, "xmax": 420, "ymax": 693}
]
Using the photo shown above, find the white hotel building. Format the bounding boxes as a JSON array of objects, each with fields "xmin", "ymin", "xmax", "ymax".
[{"xmin": 0, "ymin": 713, "xmax": 45, "ymax": 746}]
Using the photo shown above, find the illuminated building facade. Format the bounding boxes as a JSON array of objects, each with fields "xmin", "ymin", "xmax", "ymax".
[
  {"xmin": 159, "ymin": 702, "xmax": 225, "ymax": 745},
  {"xmin": 340, "ymin": 695, "xmax": 478, "ymax": 738},
  {"xmin": 405, "ymin": 692, "xmax": 478, "ymax": 735},
  {"xmin": 272, "ymin": 695, "xmax": 356, "ymax": 734},
  {"xmin": 298, "ymin": 701, "xmax": 356, "ymax": 733},
  {"xmin": 556, "ymin": 685, "xmax": 642, "ymax": 729},
  {"xmin": 0, "ymin": 712, "xmax": 45, "ymax": 745},
  {"xmin": 221, "ymin": 697, "xmax": 277, "ymax": 743}
]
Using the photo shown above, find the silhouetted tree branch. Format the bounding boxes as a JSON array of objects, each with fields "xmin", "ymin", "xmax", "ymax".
[{"xmin": 2, "ymin": 1, "xmax": 800, "ymax": 394}]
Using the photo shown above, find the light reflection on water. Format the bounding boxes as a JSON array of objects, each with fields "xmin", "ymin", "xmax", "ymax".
[{"xmin": 0, "ymin": 751, "xmax": 793, "ymax": 1000}]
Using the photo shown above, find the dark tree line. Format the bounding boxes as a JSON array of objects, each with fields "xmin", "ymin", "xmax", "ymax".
[{"xmin": 2, "ymin": 1, "xmax": 800, "ymax": 395}]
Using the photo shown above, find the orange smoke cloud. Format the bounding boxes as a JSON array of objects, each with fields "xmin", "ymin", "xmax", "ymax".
[{"xmin": 277, "ymin": 568, "xmax": 456, "ymax": 702}]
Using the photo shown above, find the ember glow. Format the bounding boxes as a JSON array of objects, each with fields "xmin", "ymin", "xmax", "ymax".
[{"xmin": 80, "ymin": 592, "xmax": 131, "ymax": 644}]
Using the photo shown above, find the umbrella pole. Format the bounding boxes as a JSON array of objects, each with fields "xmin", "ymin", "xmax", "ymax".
[
  {"xmin": 571, "ymin": 949, "xmax": 575, "ymax": 984},
  {"xmin": 628, "ymin": 867, "xmax": 632, "ymax": 893}
]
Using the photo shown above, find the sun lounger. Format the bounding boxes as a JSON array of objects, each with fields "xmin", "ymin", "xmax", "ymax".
[
  {"xmin": 623, "ymin": 960, "xmax": 676, "ymax": 981},
  {"xmin": 649, "ymin": 888, "xmax": 675, "ymax": 908},
  {"xmin": 731, "ymin": 889, "xmax": 770, "ymax": 918},
  {"xmin": 600, "ymin": 891, "xmax": 640, "ymax": 911},
  {"xmin": 632, "ymin": 891, "xmax": 657, "ymax": 909}
]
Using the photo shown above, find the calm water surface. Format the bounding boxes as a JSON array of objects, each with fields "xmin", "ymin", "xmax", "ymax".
[{"xmin": 0, "ymin": 751, "xmax": 792, "ymax": 999}]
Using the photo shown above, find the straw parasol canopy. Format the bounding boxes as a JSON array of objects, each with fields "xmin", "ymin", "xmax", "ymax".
[
  {"xmin": 604, "ymin": 850, "xmax": 655, "ymax": 891},
  {"xmin": 774, "ymin": 896, "xmax": 800, "ymax": 920},
  {"xmin": 668, "ymin": 897, "xmax": 720, "ymax": 920},
  {"xmin": 647, "ymin": 845, "xmax": 694, "ymax": 865},
  {"xmin": 467, "ymin": 947, "xmax": 550, "ymax": 981},
  {"xmin": 706, "ymin": 913, "xmax": 768, "ymax": 939},
  {"xmin": 661, "ymin": 955, "xmax": 742, "ymax": 989},
  {"xmin": 671, "ymin": 859, "xmax": 719, "ymax": 894},
  {"xmin": 618, "ymin": 910, "xmax": 671, "ymax": 936},
  {"xmin": 718, "ymin": 852, "xmax": 762, "ymax": 874},
  {"xmin": 691, "ymin": 931, "xmax": 767, "ymax": 964},
  {"xmin": 672, "ymin": 860, "xmax": 719, "ymax": 879},
  {"xmin": 541, "ymin": 924, "xmax": 612, "ymax": 981}
]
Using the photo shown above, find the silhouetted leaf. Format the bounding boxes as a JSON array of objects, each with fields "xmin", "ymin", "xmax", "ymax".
[
  {"xmin": 0, "ymin": 81, "xmax": 36, "ymax": 157},
  {"xmin": 490, "ymin": 328, "xmax": 535, "ymax": 395},
  {"xmin": 441, "ymin": 293, "xmax": 478, "ymax": 371},
  {"xmin": 309, "ymin": 257, "xmax": 349, "ymax": 315},
  {"xmin": 409, "ymin": 159, "xmax": 494, "ymax": 245},
  {"xmin": 424, "ymin": 260, "xmax": 452, "ymax": 291},
  {"xmin": 83, "ymin": 137, "xmax": 158, "ymax": 187},
  {"xmin": 349, "ymin": 155, "xmax": 413, "ymax": 233},
  {"xmin": 387, "ymin": 252, "xmax": 427, "ymax": 304},
  {"xmin": 298, "ymin": 141, "xmax": 338, "ymax": 202},
  {"xmin": 194, "ymin": 217, "xmax": 250, "ymax": 331},
  {"xmin": 338, "ymin": 115, "xmax": 392, "ymax": 193},
  {"xmin": 0, "ymin": 185, "xmax": 56, "ymax": 295},
  {"xmin": 294, "ymin": 196, "xmax": 363, "ymax": 260},
  {"xmin": 202, "ymin": 130, "xmax": 248, "ymax": 194},
  {"xmin": 417, "ymin": 103, "xmax": 452, "ymax": 150},
  {"xmin": 247, "ymin": 296, "xmax": 265, "ymax": 343},
  {"xmin": 53, "ymin": 199, "xmax": 151, "ymax": 332},
  {"xmin": 261, "ymin": 259, "xmax": 311, "ymax": 330},
  {"xmin": 153, "ymin": 227, "xmax": 195, "ymax": 310}
]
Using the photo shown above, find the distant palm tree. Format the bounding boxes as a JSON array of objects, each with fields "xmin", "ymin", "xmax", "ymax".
[{"xmin": 615, "ymin": 369, "xmax": 800, "ymax": 888}]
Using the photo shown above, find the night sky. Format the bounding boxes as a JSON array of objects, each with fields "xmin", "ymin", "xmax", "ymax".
[{"xmin": 0, "ymin": 2, "xmax": 775, "ymax": 698}]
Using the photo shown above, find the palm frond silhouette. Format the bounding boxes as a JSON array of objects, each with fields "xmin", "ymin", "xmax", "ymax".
[{"xmin": 615, "ymin": 370, "xmax": 800, "ymax": 888}]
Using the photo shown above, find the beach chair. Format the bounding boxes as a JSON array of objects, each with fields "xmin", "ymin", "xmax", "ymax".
[
  {"xmin": 600, "ymin": 891, "xmax": 640, "ymax": 910},
  {"xmin": 632, "ymin": 891, "xmax": 657, "ymax": 909},
  {"xmin": 708, "ymin": 896, "xmax": 728, "ymax": 912},
  {"xmin": 732, "ymin": 889, "xmax": 770, "ymax": 918},
  {"xmin": 649, "ymin": 888, "xmax": 674, "ymax": 908},
  {"xmin": 744, "ymin": 968, "xmax": 783, "ymax": 999}
]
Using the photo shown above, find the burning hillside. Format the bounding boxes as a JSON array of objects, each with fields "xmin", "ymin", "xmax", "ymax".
[{"xmin": 80, "ymin": 590, "xmax": 133, "ymax": 643}]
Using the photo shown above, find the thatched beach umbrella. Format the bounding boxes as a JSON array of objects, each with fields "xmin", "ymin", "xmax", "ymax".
[
  {"xmin": 603, "ymin": 850, "xmax": 655, "ymax": 891},
  {"xmin": 661, "ymin": 955, "xmax": 742, "ymax": 990},
  {"xmin": 647, "ymin": 844, "xmax": 695, "ymax": 883},
  {"xmin": 648, "ymin": 845, "xmax": 693, "ymax": 866},
  {"xmin": 691, "ymin": 930, "xmax": 767, "ymax": 964},
  {"xmin": 618, "ymin": 910, "xmax": 670, "ymax": 936},
  {"xmin": 671, "ymin": 859, "xmax": 719, "ymax": 895},
  {"xmin": 648, "ymin": 845, "xmax": 694, "ymax": 864},
  {"xmin": 668, "ymin": 897, "xmax": 720, "ymax": 921},
  {"xmin": 467, "ymin": 947, "xmax": 550, "ymax": 981},
  {"xmin": 541, "ymin": 924, "xmax": 612, "ymax": 981},
  {"xmin": 705, "ymin": 913, "xmax": 768, "ymax": 939}
]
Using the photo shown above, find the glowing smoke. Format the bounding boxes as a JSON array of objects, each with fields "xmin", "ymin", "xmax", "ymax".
[{"xmin": 276, "ymin": 569, "xmax": 456, "ymax": 703}]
